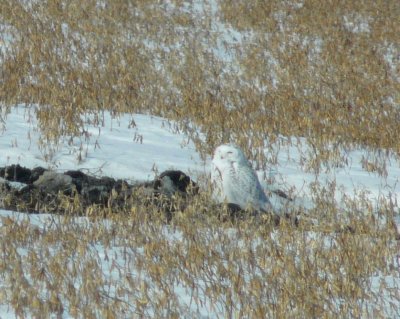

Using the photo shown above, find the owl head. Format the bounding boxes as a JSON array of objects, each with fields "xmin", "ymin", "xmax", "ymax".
[{"xmin": 212, "ymin": 144, "xmax": 249, "ymax": 166}]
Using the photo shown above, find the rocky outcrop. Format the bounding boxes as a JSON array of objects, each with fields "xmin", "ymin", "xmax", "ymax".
[
  {"xmin": 0, "ymin": 164, "xmax": 296, "ymax": 225},
  {"xmin": 0, "ymin": 165, "xmax": 199, "ymax": 219},
  {"xmin": 0, "ymin": 164, "xmax": 46, "ymax": 184}
]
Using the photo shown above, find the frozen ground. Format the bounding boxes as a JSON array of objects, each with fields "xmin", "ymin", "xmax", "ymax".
[{"xmin": 0, "ymin": 106, "xmax": 400, "ymax": 317}]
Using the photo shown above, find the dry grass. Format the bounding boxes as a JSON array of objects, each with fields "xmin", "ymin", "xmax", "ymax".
[
  {"xmin": 0, "ymin": 0, "xmax": 399, "ymax": 317},
  {"xmin": 1, "ymin": 0, "xmax": 398, "ymax": 163},
  {"xmin": 0, "ymin": 197, "xmax": 398, "ymax": 318}
]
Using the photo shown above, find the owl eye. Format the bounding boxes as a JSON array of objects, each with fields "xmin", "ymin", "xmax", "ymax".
[{"xmin": 220, "ymin": 151, "xmax": 233, "ymax": 160}]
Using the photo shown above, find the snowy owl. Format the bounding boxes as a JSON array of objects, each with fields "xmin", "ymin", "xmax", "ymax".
[{"xmin": 211, "ymin": 144, "xmax": 274, "ymax": 213}]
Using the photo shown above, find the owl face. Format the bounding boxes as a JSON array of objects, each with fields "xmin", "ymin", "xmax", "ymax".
[
  {"xmin": 211, "ymin": 144, "xmax": 249, "ymax": 183},
  {"xmin": 212, "ymin": 144, "xmax": 248, "ymax": 166}
]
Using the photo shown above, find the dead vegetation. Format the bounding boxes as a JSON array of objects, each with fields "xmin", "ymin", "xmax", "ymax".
[{"xmin": 0, "ymin": 0, "xmax": 399, "ymax": 317}]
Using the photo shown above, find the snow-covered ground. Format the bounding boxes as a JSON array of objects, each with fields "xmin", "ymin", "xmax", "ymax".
[
  {"xmin": 0, "ymin": 106, "xmax": 206, "ymax": 181},
  {"xmin": 2, "ymin": 106, "xmax": 399, "ymax": 210},
  {"xmin": 1, "ymin": 106, "xmax": 400, "ymax": 317}
]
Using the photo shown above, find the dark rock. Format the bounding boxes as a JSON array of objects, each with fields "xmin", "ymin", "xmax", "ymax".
[
  {"xmin": 64, "ymin": 170, "xmax": 87, "ymax": 180},
  {"xmin": 81, "ymin": 179, "xmax": 121, "ymax": 204},
  {"xmin": 0, "ymin": 165, "xmax": 47, "ymax": 184},
  {"xmin": 81, "ymin": 184, "xmax": 110, "ymax": 204},
  {"xmin": 29, "ymin": 167, "xmax": 47, "ymax": 183},
  {"xmin": 226, "ymin": 203, "xmax": 243, "ymax": 215},
  {"xmin": 63, "ymin": 170, "xmax": 131, "ymax": 205},
  {"xmin": 64, "ymin": 170, "xmax": 91, "ymax": 193},
  {"xmin": 0, "ymin": 164, "xmax": 33, "ymax": 184},
  {"xmin": 153, "ymin": 170, "xmax": 198, "ymax": 196}
]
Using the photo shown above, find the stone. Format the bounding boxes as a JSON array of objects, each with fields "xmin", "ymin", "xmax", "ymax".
[
  {"xmin": 0, "ymin": 164, "xmax": 33, "ymax": 183},
  {"xmin": 33, "ymin": 171, "xmax": 74, "ymax": 193},
  {"xmin": 153, "ymin": 170, "xmax": 198, "ymax": 196}
]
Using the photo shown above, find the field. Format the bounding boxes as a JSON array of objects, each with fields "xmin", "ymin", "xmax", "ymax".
[{"xmin": 1, "ymin": 0, "xmax": 399, "ymax": 318}]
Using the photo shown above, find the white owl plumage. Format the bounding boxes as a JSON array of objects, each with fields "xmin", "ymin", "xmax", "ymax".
[{"xmin": 211, "ymin": 144, "xmax": 274, "ymax": 213}]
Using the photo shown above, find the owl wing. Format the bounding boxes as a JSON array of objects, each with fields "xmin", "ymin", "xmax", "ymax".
[{"xmin": 232, "ymin": 164, "xmax": 272, "ymax": 211}]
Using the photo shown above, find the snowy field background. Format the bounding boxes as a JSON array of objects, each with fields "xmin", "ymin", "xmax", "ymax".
[
  {"xmin": 1, "ymin": 0, "xmax": 399, "ymax": 317},
  {"xmin": 0, "ymin": 106, "xmax": 399, "ymax": 318},
  {"xmin": 2, "ymin": 106, "xmax": 400, "ymax": 211}
]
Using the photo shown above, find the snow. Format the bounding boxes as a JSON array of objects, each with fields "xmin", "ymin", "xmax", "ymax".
[
  {"xmin": 0, "ymin": 106, "xmax": 400, "ymax": 318},
  {"xmin": 267, "ymin": 141, "xmax": 400, "ymax": 212},
  {"xmin": 0, "ymin": 106, "xmax": 206, "ymax": 181}
]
